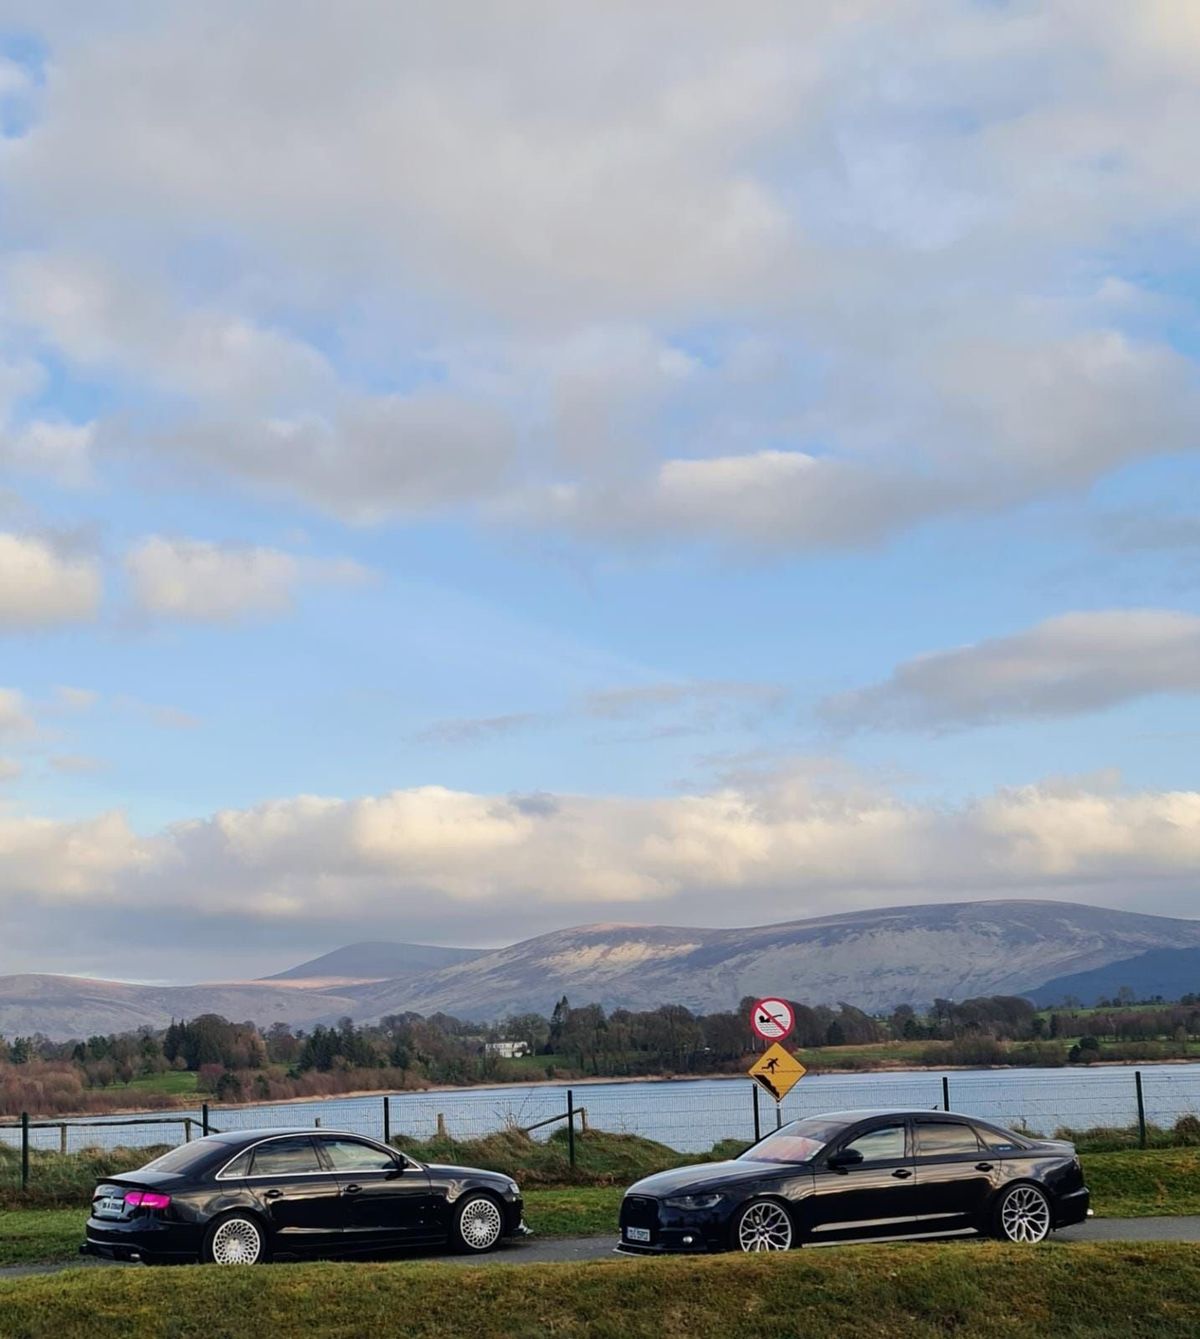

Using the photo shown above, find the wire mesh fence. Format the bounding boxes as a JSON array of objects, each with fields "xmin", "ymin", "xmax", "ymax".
[{"xmin": 3, "ymin": 1063, "xmax": 1199, "ymax": 1194}]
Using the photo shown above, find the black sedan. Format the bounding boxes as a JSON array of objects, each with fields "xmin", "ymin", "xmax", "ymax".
[
  {"xmin": 81, "ymin": 1127, "xmax": 526, "ymax": 1265},
  {"xmin": 618, "ymin": 1108, "xmax": 1089, "ymax": 1254}
]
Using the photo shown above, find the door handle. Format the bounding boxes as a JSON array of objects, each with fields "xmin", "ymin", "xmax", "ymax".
[
  {"xmin": 975, "ymin": 1163, "xmax": 994, "ymax": 1172},
  {"xmin": 264, "ymin": 1189, "xmax": 282, "ymax": 1200},
  {"xmin": 344, "ymin": 1184, "xmax": 362, "ymax": 1195},
  {"xmin": 891, "ymin": 1168, "xmax": 913, "ymax": 1179}
]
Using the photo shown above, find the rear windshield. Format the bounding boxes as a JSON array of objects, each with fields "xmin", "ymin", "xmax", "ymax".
[
  {"xmin": 139, "ymin": 1138, "xmax": 225, "ymax": 1175},
  {"xmin": 740, "ymin": 1117, "xmax": 848, "ymax": 1165}
]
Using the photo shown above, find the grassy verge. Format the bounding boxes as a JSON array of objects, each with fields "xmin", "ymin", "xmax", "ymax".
[
  {"xmin": 4, "ymin": 1134, "xmax": 1199, "ymax": 1268},
  {"xmin": 2, "ymin": 1243, "xmax": 1200, "ymax": 1338}
]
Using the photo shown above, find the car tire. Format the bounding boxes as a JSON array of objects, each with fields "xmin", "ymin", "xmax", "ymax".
[
  {"xmin": 453, "ymin": 1192, "xmax": 505, "ymax": 1253},
  {"xmin": 731, "ymin": 1198, "xmax": 794, "ymax": 1252},
  {"xmin": 993, "ymin": 1183, "xmax": 1053, "ymax": 1244},
  {"xmin": 202, "ymin": 1212, "xmax": 269, "ymax": 1265}
]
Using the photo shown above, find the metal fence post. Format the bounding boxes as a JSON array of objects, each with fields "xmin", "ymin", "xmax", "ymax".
[
  {"xmin": 752, "ymin": 1084, "xmax": 761, "ymax": 1142},
  {"xmin": 201, "ymin": 1102, "xmax": 209, "ymax": 1137},
  {"xmin": 1135, "ymin": 1070, "xmax": 1147, "ymax": 1149},
  {"xmin": 20, "ymin": 1112, "xmax": 29, "ymax": 1193},
  {"xmin": 383, "ymin": 1096, "xmax": 391, "ymax": 1145},
  {"xmin": 567, "ymin": 1089, "xmax": 576, "ymax": 1168},
  {"xmin": 942, "ymin": 1076, "xmax": 951, "ymax": 1112}
]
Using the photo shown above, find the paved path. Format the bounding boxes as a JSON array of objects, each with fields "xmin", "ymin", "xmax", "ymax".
[{"xmin": 4, "ymin": 1218, "xmax": 1197, "ymax": 1280}]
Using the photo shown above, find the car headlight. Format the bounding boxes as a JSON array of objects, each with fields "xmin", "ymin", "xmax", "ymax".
[{"xmin": 664, "ymin": 1193, "xmax": 724, "ymax": 1211}]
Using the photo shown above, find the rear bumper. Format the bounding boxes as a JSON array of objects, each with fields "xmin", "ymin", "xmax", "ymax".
[{"xmin": 83, "ymin": 1215, "xmax": 200, "ymax": 1264}]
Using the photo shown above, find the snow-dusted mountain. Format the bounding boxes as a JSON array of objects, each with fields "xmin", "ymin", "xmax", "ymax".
[
  {"xmin": 7, "ymin": 900, "xmax": 1200, "ymax": 1038},
  {"xmin": 349, "ymin": 900, "xmax": 1200, "ymax": 1020}
]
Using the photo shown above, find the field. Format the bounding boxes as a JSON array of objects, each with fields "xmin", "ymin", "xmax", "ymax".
[{"xmin": 1, "ymin": 1243, "xmax": 1198, "ymax": 1339}]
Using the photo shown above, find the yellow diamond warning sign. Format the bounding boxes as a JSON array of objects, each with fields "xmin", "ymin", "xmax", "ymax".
[{"xmin": 748, "ymin": 1043, "xmax": 807, "ymax": 1103}]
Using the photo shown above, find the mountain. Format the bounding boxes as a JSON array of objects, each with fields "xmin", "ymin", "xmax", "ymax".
[
  {"xmin": 7, "ymin": 899, "xmax": 1200, "ymax": 1038},
  {"xmin": 350, "ymin": 900, "xmax": 1200, "ymax": 1020},
  {"xmin": 263, "ymin": 941, "xmax": 483, "ymax": 986},
  {"xmin": 0, "ymin": 974, "xmax": 361, "ymax": 1041},
  {"xmin": 1029, "ymin": 947, "xmax": 1200, "ymax": 1007}
]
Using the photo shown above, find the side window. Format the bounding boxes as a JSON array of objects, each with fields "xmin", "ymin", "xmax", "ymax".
[
  {"xmin": 219, "ymin": 1149, "xmax": 253, "ymax": 1178},
  {"xmin": 915, "ymin": 1122, "xmax": 982, "ymax": 1157},
  {"xmin": 250, "ymin": 1138, "xmax": 323, "ymax": 1177},
  {"xmin": 841, "ymin": 1125, "xmax": 906, "ymax": 1162},
  {"xmin": 977, "ymin": 1126, "xmax": 1022, "ymax": 1154},
  {"xmin": 319, "ymin": 1138, "xmax": 398, "ymax": 1172}
]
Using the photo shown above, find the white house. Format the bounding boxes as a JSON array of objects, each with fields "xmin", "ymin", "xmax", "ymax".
[{"xmin": 485, "ymin": 1040, "xmax": 531, "ymax": 1059}]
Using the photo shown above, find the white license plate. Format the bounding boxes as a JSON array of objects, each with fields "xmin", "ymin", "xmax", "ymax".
[{"xmin": 625, "ymin": 1227, "xmax": 651, "ymax": 1243}]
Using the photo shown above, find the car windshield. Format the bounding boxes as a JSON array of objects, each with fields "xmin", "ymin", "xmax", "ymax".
[
  {"xmin": 139, "ymin": 1138, "xmax": 225, "ymax": 1175},
  {"xmin": 739, "ymin": 1116, "xmax": 849, "ymax": 1165}
]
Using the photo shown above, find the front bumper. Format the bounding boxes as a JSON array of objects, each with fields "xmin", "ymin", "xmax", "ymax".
[
  {"xmin": 617, "ymin": 1195, "xmax": 726, "ymax": 1254},
  {"xmin": 1054, "ymin": 1186, "xmax": 1090, "ymax": 1229}
]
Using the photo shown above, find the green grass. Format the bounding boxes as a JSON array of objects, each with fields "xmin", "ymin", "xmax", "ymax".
[
  {"xmin": 101, "ymin": 1072, "xmax": 199, "ymax": 1097},
  {"xmin": 2, "ymin": 1244, "xmax": 1200, "ymax": 1338}
]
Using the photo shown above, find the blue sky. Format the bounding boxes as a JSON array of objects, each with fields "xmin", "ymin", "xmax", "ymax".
[{"xmin": 1, "ymin": 2, "xmax": 1199, "ymax": 980}]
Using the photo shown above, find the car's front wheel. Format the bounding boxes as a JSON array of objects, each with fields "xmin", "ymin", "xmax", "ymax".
[
  {"xmin": 202, "ymin": 1213, "xmax": 268, "ymax": 1265},
  {"xmin": 994, "ymin": 1183, "xmax": 1052, "ymax": 1244},
  {"xmin": 732, "ymin": 1199, "xmax": 793, "ymax": 1252},
  {"xmin": 453, "ymin": 1193, "xmax": 505, "ymax": 1253}
]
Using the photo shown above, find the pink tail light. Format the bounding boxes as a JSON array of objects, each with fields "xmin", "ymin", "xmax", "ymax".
[{"xmin": 125, "ymin": 1190, "xmax": 171, "ymax": 1210}]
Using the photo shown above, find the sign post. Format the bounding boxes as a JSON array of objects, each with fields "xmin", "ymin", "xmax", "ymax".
[{"xmin": 747, "ymin": 999, "xmax": 805, "ymax": 1125}]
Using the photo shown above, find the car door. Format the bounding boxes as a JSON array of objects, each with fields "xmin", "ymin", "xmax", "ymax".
[
  {"xmin": 910, "ymin": 1118, "xmax": 1000, "ymax": 1233},
  {"xmin": 317, "ymin": 1136, "xmax": 437, "ymax": 1247},
  {"xmin": 245, "ymin": 1136, "xmax": 344, "ymax": 1250},
  {"xmin": 803, "ymin": 1121, "xmax": 919, "ymax": 1242}
]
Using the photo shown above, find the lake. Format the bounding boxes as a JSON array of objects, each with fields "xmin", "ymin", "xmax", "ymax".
[{"xmin": 13, "ymin": 1062, "xmax": 1200, "ymax": 1154}]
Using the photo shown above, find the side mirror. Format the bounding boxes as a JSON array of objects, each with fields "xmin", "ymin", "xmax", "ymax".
[
  {"xmin": 386, "ymin": 1161, "xmax": 405, "ymax": 1179},
  {"xmin": 827, "ymin": 1147, "xmax": 864, "ymax": 1170}
]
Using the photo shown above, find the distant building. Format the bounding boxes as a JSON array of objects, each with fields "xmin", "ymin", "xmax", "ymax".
[{"xmin": 485, "ymin": 1040, "xmax": 531, "ymax": 1059}]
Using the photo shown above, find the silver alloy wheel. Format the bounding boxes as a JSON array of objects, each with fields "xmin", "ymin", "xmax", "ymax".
[
  {"xmin": 999, "ymin": 1185, "xmax": 1052, "ymax": 1244},
  {"xmin": 209, "ymin": 1216, "xmax": 264, "ymax": 1265},
  {"xmin": 736, "ymin": 1201, "xmax": 793, "ymax": 1252},
  {"xmin": 458, "ymin": 1195, "xmax": 504, "ymax": 1251}
]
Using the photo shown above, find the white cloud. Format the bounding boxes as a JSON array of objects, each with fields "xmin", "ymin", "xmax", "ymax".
[
  {"xmin": 124, "ymin": 536, "xmax": 372, "ymax": 622},
  {"xmin": 0, "ymin": 532, "xmax": 101, "ymax": 627},
  {"xmin": 824, "ymin": 610, "xmax": 1200, "ymax": 732},
  {"xmin": 0, "ymin": 757, "xmax": 22, "ymax": 781},
  {"xmin": 1, "ymin": 4, "xmax": 1198, "ymax": 543},
  {"xmin": 0, "ymin": 689, "xmax": 34, "ymax": 736},
  {"xmin": 48, "ymin": 753, "xmax": 104, "ymax": 775},
  {"xmin": 4, "ymin": 771, "xmax": 1200, "ymax": 941}
]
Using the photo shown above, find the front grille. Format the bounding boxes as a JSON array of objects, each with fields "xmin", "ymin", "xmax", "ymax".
[{"xmin": 620, "ymin": 1195, "xmax": 659, "ymax": 1229}]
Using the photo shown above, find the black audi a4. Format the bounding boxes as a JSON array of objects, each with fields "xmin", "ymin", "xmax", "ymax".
[
  {"xmin": 82, "ymin": 1127, "xmax": 525, "ymax": 1265},
  {"xmin": 618, "ymin": 1108, "xmax": 1089, "ymax": 1255}
]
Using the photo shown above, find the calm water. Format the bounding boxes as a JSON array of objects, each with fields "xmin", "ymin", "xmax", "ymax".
[{"xmin": 13, "ymin": 1062, "xmax": 1200, "ymax": 1154}]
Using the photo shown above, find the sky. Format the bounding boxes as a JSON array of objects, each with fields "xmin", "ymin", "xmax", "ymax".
[{"xmin": 1, "ymin": 1, "xmax": 1199, "ymax": 982}]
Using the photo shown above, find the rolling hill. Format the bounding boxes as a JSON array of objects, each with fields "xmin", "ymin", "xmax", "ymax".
[{"xmin": 6, "ymin": 899, "xmax": 1200, "ymax": 1038}]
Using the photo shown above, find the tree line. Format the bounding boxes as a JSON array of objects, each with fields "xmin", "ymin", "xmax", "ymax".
[{"xmin": 4, "ymin": 989, "xmax": 1200, "ymax": 1116}]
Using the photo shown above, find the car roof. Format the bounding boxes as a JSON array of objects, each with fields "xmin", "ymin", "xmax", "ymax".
[
  {"xmin": 790, "ymin": 1109, "xmax": 994, "ymax": 1124},
  {"xmin": 207, "ymin": 1127, "xmax": 381, "ymax": 1145}
]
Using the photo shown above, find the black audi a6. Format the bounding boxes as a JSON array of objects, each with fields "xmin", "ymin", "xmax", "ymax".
[
  {"xmin": 81, "ymin": 1127, "xmax": 525, "ymax": 1266},
  {"xmin": 618, "ymin": 1108, "xmax": 1089, "ymax": 1255}
]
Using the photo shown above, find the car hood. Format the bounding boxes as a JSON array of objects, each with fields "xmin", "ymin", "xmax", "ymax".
[
  {"xmin": 627, "ymin": 1159, "xmax": 792, "ymax": 1198},
  {"xmin": 424, "ymin": 1162, "xmax": 514, "ymax": 1185}
]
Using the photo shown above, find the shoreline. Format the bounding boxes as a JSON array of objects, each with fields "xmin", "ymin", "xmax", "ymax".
[{"xmin": 13, "ymin": 1054, "xmax": 1200, "ymax": 1124}]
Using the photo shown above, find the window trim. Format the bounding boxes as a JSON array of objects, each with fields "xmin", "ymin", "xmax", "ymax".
[{"xmin": 215, "ymin": 1132, "xmax": 419, "ymax": 1181}]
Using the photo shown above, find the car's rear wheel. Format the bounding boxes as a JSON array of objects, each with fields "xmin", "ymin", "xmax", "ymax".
[
  {"xmin": 995, "ymin": 1184, "xmax": 1052, "ymax": 1244},
  {"xmin": 453, "ymin": 1193, "xmax": 504, "ymax": 1253},
  {"xmin": 732, "ymin": 1199, "xmax": 793, "ymax": 1252},
  {"xmin": 203, "ymin": 1213, "xmax": 268, "ymax": 1265}
]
